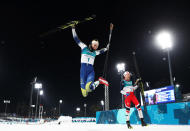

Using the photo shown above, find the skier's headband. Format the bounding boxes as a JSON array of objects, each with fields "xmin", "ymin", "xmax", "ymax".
[
  {"xmin": 123, "ymin": 71, "xmax": 131, "ymax": 77},
  {"xmin": 91, "ymin": 40, "xmax": 99, "ymax": 46}
]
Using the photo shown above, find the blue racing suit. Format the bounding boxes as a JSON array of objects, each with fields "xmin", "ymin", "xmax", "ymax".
[{"xmin": 72, "ymin": 27, "xmax": 107, "ymax": 97}]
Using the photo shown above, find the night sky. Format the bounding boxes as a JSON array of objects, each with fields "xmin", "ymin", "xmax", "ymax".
[{"xmin": 0, "ymin": 1, "xmax": 190, "ymax": 116}]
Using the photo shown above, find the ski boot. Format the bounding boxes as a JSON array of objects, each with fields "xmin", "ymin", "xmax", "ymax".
[
  {"xmin": 126, "ymin": 121, "xmax": 133, "ymax": 129},
  {"xmin": 141, "ymin": 118, "xmax": 147, "ymax": 127}
]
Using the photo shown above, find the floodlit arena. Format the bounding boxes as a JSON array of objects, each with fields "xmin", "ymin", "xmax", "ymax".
[{"xmin": 1, "ymin": 1, "xmax": 190, "ymax": 131}]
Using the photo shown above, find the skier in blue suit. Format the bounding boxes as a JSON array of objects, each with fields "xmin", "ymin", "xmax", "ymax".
[{"xmin": 71, "ymin": 24, "xmax": 109, "ymax": 97}]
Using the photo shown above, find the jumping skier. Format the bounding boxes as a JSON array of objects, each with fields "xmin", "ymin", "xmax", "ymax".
[
  {"xmin": 120, "ymin": 71, "xmax": 147, "ymax": 129},
  {"xmin": 71, "ymin": 24, "xmax": 109, "ymax": 97}
]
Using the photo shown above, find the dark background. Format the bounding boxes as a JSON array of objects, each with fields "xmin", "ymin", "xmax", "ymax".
[{"xmin": 0, "ymin": 1, "xmax": 189, "ymax": 117}]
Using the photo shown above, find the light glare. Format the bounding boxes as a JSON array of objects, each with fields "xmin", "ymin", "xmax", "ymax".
[
  {"xmin": 116, "ymin": 63, "xmax": 125, "ymax": 72},
  {"xmin": 76, "ymin": 107, "xmax": 80, "ymax": 111},
  {"xmin": 35, "ymin": 83, "xmax": 42, "ymax": 89},
  {"xmin": 100, "ymin": 100, "xmax": 104, "ymax": 106},
  {"xmin": 176, "ymin": 84, "xmax": 180, "ymax": 88},
  {"xmin": 40, "ymin": 90, "xmax": 43, "ymax": 95},
  {"xmin": 156, "ymin": 31, "xmax": 173, "ymax": 49}
]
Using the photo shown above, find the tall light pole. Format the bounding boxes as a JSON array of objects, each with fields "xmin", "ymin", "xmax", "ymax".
[
  {"xmin": 39, "ymin": 105, "xmax": 43, "ymax": 119},
  {"xmin": 39, "ymin": 90, "xmax": 43, "ymax": 119},
  {"xmin": 34, "ymin": 83, "xmax": 42, "ymax": 119},
  {"xmin": 76, "ymin": 107, "xmax": 80, "ymax": 117},
  {"xmin": 100, "ymin": 100, "xmax": 105, "ymax": 111},
  {"xmin": 156, "ymin": 31, "xmax": 174, "ymax": 86},
  {"xmin": 116, "ymin": 63, "xmax": 125, "ymax": 108},
  {"xmin": 31, "ymin": 105, "xmax": 35, "ymax": 117},
  {"xmin": 39, "ymin": 90, "xmax": 43, "ymax": 105},
  {"xmin": 4, "ymin": 100, "xmax": 10, "ymax": 117},
  {"xmin": 84, "ymin": 103, "xmax": 87, "ymax": 117},
  {"xmin": 29, "ymin": 77, "xmax": 37, "ymax": 118},
  {"xmin": 59, "ymin": 100, "xmax": 63, "ymax": 116}
]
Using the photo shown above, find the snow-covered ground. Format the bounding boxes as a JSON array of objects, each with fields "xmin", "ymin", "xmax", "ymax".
[{"xmin": 0, "ymin": 123, "xmax": 190, "ymax": 131}]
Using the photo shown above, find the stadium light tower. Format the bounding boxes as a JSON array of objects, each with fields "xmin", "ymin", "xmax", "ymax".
[
  {"xmin": 156, "ymin": 31, "xmax": 174, "ymax": 86},
  {"xmin": 84, "ymin": 103, "xmax": 87, "ymax": 117},
  {"xmin": 4, "ymin": 100, "xmax": 10, "ymax": 117},
  {"xmin": 39, "ymin": 90, "xmax": 43, "ymax": 120},
  {"xmin": 76, "ymin": 107, "xmax": 80, "ymax": 112},
  {"xmin": 35, "ymin": 83, "xmax": 42, "ymax": 89},
  {"xmin": 76, "ymin": 107, "xmax": 80, "ymax": 116},
  {"xmin": 59, "ymin": 99, "xmax": 63, "ymax": 116},
  {"xmin": 116, "ymin": 63, "xmax": 125, "ymax": 73},
  {"xmin": 29, "ymin": 77, "xmax": 37, "ymax": 118},
  {"xmin": 34, "ymin": 83, "xmax": 42, "ymax": 119},
  {"xmin": 40, "ymin": 90, "xmax": 44, "ymax": 95},
  {"xmin": 39, "ymin": 90, "xmax": 43, "ymax": 106},
  {"xmin": 31, "ymin": 105, "xmax": 35, "ymax": 116},
  {"xmin": 100, "ymin": 100, "xmax": 105, "ymax": 111},
  {"xmin": 176, "ymin": 84, "xmax": 180, "ymax": 88},
  {"xmin": 116, "ymin": 63, "xmax": 125, "ymax": 108}
]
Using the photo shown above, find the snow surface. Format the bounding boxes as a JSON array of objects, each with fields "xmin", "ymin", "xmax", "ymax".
[{"xmin": 0, "ymin": 123, "xmax": 190, "ymax": 131}]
